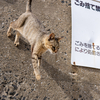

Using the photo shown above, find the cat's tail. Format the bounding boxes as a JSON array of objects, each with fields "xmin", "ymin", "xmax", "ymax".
[{"xmin": 26, "ymin": 0, "xmax": 32, "ymax": 12}]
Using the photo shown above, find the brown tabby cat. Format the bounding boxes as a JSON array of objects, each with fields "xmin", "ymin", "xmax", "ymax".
[{"xmin": 7, "ymin": 0, "xmax": 63, "ymax": 80}]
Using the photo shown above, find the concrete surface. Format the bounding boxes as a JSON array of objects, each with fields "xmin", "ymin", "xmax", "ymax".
[{"xmin": 0, "ymin": 0, "xmax": 100, "ymax": 100}]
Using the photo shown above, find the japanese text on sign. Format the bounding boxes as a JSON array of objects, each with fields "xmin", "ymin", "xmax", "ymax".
[
  {"xmin": 75, "ymin": 41, "xmax": 100, "ymax": 56},
  {"xmin": 75, "ymin": 0, "xmax": 100, "ymax": 12}
]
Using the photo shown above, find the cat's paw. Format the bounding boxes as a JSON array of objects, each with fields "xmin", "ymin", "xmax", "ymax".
[
  {"xmin": 36, "ymin": 75, "xmax": 41, "ymax": 81},
  {"xmin": 14, "ymin": 41, "xmax": 19, "ymax": 47},
  {"xmin": 7, "ymin": 32, "xmax": 11, "ymax": 37}
]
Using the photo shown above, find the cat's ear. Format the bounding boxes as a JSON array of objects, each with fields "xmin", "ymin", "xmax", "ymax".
[
  {"xmin": 58, "ymin": 36, "xmax": 64, "ymax": 42},
  {"xmin": 48, "ymin": 33, "xmax": 55, "ymax": 41}
]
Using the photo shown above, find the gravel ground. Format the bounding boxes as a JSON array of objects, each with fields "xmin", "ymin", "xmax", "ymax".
[{"xmin": 0, "ymin": 0, "xmax": 100, "ymax": 100}]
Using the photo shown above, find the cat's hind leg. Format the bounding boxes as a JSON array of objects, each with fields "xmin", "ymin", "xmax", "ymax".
[
  {"xmin": 7, "ymin": 20, "xmax": 22, "ymax": 46},
  {"xmin": 7, "ymin": 13, "xmax": 30, "ymax": 37},
  {"xmin": 14, "ymin": 32, "xmax": 21, "ymax": 46},
  {"xmin": 7, "ymin": 21, "xmax": 17, "ymax": 37},
  {"xmin": 7, "ymin": 24, "xmax": 12, "ymax": 37}
]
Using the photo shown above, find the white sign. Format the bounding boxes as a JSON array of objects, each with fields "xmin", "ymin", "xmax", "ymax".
[{"xmin": 71, "ymin": 0, "xmax": 100, "ymax": 69}]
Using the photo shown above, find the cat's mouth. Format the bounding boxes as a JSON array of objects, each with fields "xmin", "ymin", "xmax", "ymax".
[
  {"xmin": 48, "ymin": 49, "xmax": 58, "ymax": 54},
  {"xmin": 52, "ymin": 52, "xmax": 58, "ymax": 56},
  {"xmin": 53, "ymin": 50, "xmax": 58, "ymax": 54}
]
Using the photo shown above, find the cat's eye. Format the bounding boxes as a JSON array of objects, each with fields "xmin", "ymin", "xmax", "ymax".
[{"xmin": 52, "ymin": 46, "xmax": 55, "ymax": 51}]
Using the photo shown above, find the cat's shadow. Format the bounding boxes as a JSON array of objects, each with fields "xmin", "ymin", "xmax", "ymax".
[
  {"xmin": 8, "ymin": 34, "xmax": 31, "ymax": 51},
  {"xmin": 41, "ymin": 59, "xmax": 94, "ymax": 100},
  {"xmin": 42, "ymin": 59, "xmax": 71, "ymax": 82}
]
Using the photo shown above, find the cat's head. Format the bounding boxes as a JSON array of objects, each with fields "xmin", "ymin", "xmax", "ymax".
[{"xmin": 44, "ymin": 33, "xmax": 63, "ymax": 53}]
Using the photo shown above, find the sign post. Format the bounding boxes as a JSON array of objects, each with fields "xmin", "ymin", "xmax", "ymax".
[{"xmin": 71, "ymin": 0, "xmax": 100, "ymax": 69}]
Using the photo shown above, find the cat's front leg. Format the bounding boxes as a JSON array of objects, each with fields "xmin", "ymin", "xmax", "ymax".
[
  {"xmin": 14, "ymin": 32, "xmax": 21, "ymax": 46},
  {"xmin": 38, "ymin": 56, "xmax": 42, "ymax": 67},
  {"xmin": 32, "ymin": 53, "xmax": 41, "ymax": 80}
]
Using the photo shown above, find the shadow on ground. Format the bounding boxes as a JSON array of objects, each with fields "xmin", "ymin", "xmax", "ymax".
[{"xmin": 5, "ymin": 32, "xmax": 95, "ymax": 100}]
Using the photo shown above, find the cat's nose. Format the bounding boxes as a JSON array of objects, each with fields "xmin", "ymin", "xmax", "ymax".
[{"xmin": 55, "ymin": 51, "xmax": 57, "ymax": 53}]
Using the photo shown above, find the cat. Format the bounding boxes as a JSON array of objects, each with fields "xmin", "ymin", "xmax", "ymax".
[{"xmin": 7, "ymin": 0, "xmax": 63, "ymax": 80}]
